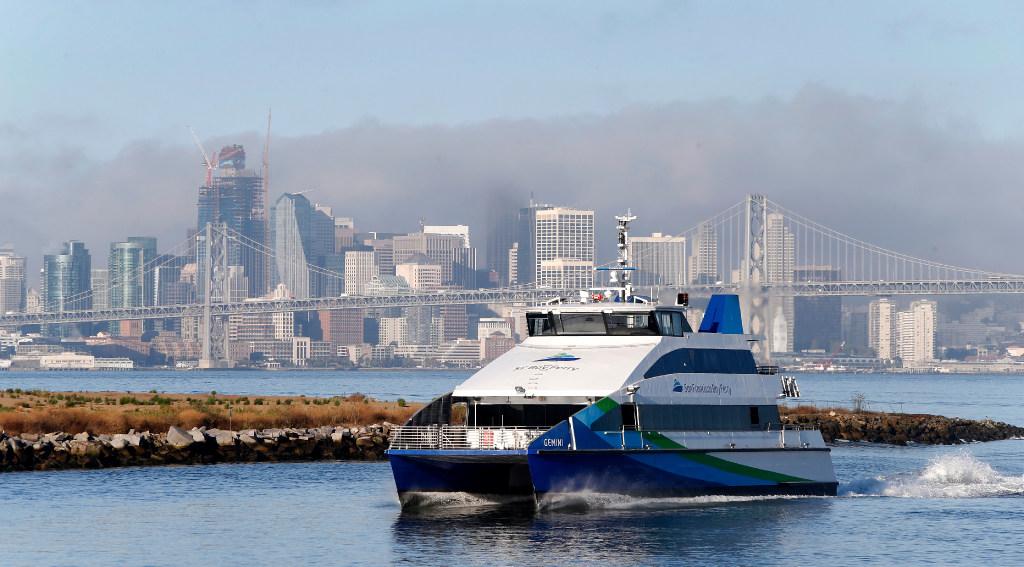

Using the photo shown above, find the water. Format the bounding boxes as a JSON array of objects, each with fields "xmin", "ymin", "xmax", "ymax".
[
  {"xmin": 0, "ymin": 369, "xmax": 468, "ymax": 402},
  {"xmin": 2, "ymin": 371, "xmax": 1024, "ymax": 565}
]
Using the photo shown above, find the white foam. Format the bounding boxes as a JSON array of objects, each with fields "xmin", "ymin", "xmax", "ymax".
[
  {"xmin": 842, "ymin": 451, "xmax": 1024, "ymax": 499},
  {"xmin": 399, "ymin": 491, "xmax": 533, "ymax": 509},
  {"xmin": 537, "ymin": 491, "xmax": 818, "ymax": 511}
]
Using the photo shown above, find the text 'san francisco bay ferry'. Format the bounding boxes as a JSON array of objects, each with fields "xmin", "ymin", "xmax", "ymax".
[{"xmin": 387, "ymin": 213, "xmax": 838, "ymax": 506}]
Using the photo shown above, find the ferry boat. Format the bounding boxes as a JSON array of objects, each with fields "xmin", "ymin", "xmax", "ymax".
[{"xmin": 387, "ymin": 213, "xmax": 838, "ymax": 506}]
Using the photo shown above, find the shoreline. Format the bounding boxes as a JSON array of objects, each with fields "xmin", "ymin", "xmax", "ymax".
[{"xmin": 1, "ymin": 390, "xmax": 1022, "ymax": 472}]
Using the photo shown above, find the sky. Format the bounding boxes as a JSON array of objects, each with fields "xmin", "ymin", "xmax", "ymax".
[{"xmin": 3, "ymin": 1, "xmax": 1024, "ymax": 280}]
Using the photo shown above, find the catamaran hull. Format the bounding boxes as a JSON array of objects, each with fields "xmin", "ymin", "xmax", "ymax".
[
  {"xmin": 528, "ymin": 448, "xmax": 838, "ymax": 498},
  {"xmin": 390, "ymin": 447, "xmax": 837, "ymax": 507},
  {"xmin": 389, "ymin": 451, "xmax": 534, "ymax": 506}
]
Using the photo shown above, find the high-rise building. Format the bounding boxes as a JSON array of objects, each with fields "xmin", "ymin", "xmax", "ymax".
[
  {"xmin": 765, "ymin": 213, "xmax": 795, "ymax": 353},
  {"xmin": 484, "ymin": 195, "xmax": 521, "ymax": 288},
  {"xmin": 393, "ymin": 231, "xmax": 477, "ymax": 288},
  {"xmin": 0, "ymin": 247, "xmax": 27, "ymax": 314},
  {"xmin": 42, "ymin": 241, "xmax": 92, "ymax": 312},
  {"xmin": 629, "ymin": 233, "xmax": 686, "ymax": 286},
  {"xmin": 515, "ymin": 201, "xmax": 554, "ymax": 285},
  {"xmin": 270, "ymin": 193, "xmax": 339, "ymax": 299},
  {"xmin": 869, "ymin": 298, "xmax": 897, "ymax": 360},
  {"xmin": 360, "ymin": 232, "xmax": 396, "ymax": 276},
  {"xmin": 319, "ymin": 309, "xmax": 365, "ymax": 348},
  {"xmin": 793, "ymin": 266, "xmax": 842, "ymax": 352},
  {"xmin": 534, "ymin": 207, "xmax": 595, "ymax": 289},
  {"xmin": 689, "ymin": 221, "xmax": 718, "ymax": 284},
  {"xmin": 379, "ymin": 317, "xmax": 408, "ymax": 346},
  {"xmin": 897, "ymin": 300, "xmax": 937, "ymax": 367},
  {"xmin": 423, "ymin": 225, "xmax": 471, "ymax": 247},
  {"xmin": 42, "ymin": 241, "xmax": 91, "ymax": 337},
  {"xmin": 395, "ymin": 256, "xmax": 443, "ymax": 290},
  {"xmin": 90, "ymin": 269, "xmax": 109, "ymax": 311},
  {"xmin": 333, "ymin": 217, "xmax": 356, "ymax": 252},
  {"xmin": 344, "ymin": 251, "xmax": 378, "ymax": 296},
  {"xmin": 108, "ymin": 237, "xmax": 157, "ymax": 308},
  {"xmin": 196, "ymin": 145, "xmax": 266, "ymax": 298}
]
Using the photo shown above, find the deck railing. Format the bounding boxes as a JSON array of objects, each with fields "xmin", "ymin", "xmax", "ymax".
[{"xmin": 389, "ymin": 425, "xmax": 548, "ymax": 451}]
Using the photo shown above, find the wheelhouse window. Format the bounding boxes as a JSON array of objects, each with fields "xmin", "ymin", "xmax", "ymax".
[
  {"xmin": 557, "ymin": 313, "xmax": 607, "ymax": 335},
  {"xmin": 525, "ymin": 309, "xmax": 692, "ymax": 337},
  {"xmin": 527, "ymin": 313, "xmax": 557, "ymax": 336},
  {"xmin": 605, "ymin": 312, "xmax": 658, "ymax": 336}
]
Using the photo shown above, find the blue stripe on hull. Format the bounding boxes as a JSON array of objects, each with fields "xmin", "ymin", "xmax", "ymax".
[{"xmin": 528, "ymin": 452, "xmax": 838, "ymax": 497}]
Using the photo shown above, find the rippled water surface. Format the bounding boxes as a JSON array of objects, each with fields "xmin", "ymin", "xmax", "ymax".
[{"xmin": 2, "ymin": 370, "xmax": 1024, "ymax": 565}]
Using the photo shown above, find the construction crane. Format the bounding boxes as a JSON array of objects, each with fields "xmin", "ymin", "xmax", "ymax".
[{"xmin": 188, "ymin": 126, "xmax": 217, "ymax": 186}]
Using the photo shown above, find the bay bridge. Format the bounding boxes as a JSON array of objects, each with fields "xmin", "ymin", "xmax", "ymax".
[{"xmin": 4, "ymin": 195, "xmax": 1022, "ymax": 365}]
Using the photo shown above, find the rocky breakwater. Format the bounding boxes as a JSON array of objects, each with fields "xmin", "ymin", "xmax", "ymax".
[
  {"xmin": 781, "ymin": 409, "xmax": 1024, "ymax": 445},
  {"xmin": 0, "ymin": 423, "xmax": 393, "ymax": 472}
]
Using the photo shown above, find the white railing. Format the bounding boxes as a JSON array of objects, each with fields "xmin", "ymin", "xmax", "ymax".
[{"xmin": 389, "ymin": 425, "xmax": 548, "ymax": 451}]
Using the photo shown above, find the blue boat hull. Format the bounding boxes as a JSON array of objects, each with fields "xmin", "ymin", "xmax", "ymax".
[
  {"xmin": 389, "ymin": 451, "xmax": 534, "ymax": 506},
  {"xmin": 528, "ymin": 450, "xmax": 838, "ymax": 499}
]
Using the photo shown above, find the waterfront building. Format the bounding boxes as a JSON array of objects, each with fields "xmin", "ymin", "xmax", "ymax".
[
  {"xmin": 270, "ymin": 193, "xmax": 339, "ymax": 299},
  {"xmin": 869, "ymin": 298, "xmax": 897, "ymax": 360},
  {"xmin": 436, "ymin": 338, "xmax": 483, "ymax": 367},
  {"xmin": 0, "ymin": 247, "xmax": 27, "ymax": 314},
  {"xmin": 196, "ymin": 145, "xmax": 267, "ymax": 298},
  {"xmin": 689, "ymin": 221, "xmax": 718, "ymax": 284},
  {"xmin": 534, "ymin": 207, "xmax": 595, "ymax": 289},
  {"xmin": 344, "ymin": 251, "xmax": 378, "ymax": 295},
  {"xmin": 482, "ymin": 334, "xmax": 516, "ymax": 364},
  {"xmin": 897, "ymin": 300, "xmax": 937, "ymax": 367},
  {"xmin": 109, "ymin": 237, "xmax": 157, "ymax": 308},
  {"xmin": 629, "ymin": 233, "xmax": 686, "ymax": 286}
]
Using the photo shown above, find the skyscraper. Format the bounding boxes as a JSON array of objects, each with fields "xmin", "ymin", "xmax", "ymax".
[
  {"xmin": 897, "ymin": 300, "xmax": 937, "ymax": 367},
  {"xmin": 628, "ymin": 233, "xmax": 687, "ymax": 286},
  {"xmin": 90, "ymin": 269, "xmax": 109, "ymax": 310},
  {"xmin": 42, "ymin": 241, "xmax": 92, "ymax": 312},
  {"xmin": 42, "ymin": 241, "xmax": 91, "ymax": 337},
  {"xmin": 765, "ymin": 213, "xmax": 795, "ymax": 353},
  {"xmin": 108, "ymin": 237, "xmax": 157, "ymax": 308},
  {"xmin": 534, "ymin": 207, "xmax": 595, "ymax": 290},
  {"xmin": 484, "ymin": 194, "xmax": 521, "ymax": 288},
  {"xmin": 344, "ymin": 251, "xmax": 378, "ymax": 296},
  {"xmin": 0, "ymin": 247, "xmax": 26, "ymax": 314},
  {"xmin": 869, "ymin": 298, "xmax": 897, "ymax": 360},
  {"xmin": 270, "ymin": 193, "xmax": 338, "ymax": 299},
  {"xmin": 196, "ymin": 145, "xmax": 266, "ymax": 298},
  {"xmin": 689, "ymin": 221, "xmax": 718, "ymax": 284},
  {"xmin": 514, "ymin": 201, "xmax": 554, "ymax": 285}
]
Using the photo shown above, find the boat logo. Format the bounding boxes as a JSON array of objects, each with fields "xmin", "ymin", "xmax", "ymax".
[
  {"xmin": 536, "ymin": 352, "xmax": 580, "ymax": 362},
  {"xmin": 672, "ymin": 379, "xmax": 683, "ymax": 392}
]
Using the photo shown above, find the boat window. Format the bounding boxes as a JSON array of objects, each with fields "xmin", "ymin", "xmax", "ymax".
[
  {"xmin": 644, "ymin": 348, "xmax": 759, "ymax": 377},
  {"xmin": 527, "ymin": 313, "xmax": 557, "ymax": 337},
  {"xmin": 605, "ymin": 313, "xmax": 659, "ymax": 336},
  {"xmin": 556, "ymin": 313, "xmax": 607, "ymax": 335},
  {"xmin": 620, "ymin": 403, "xmax": 638, "ymax": 430},
  {"xmin": 655, "ymin": 311, "xmax": 692, "ymax": 337},
  {"xmin": 749, "ymin": 406, "xmax": 760, "ymax": 425}
]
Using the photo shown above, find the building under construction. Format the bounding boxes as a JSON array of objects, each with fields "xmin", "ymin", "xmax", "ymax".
[{"xmin": 196, "ymin": 145, "xmax": 267, "ymax": 299}]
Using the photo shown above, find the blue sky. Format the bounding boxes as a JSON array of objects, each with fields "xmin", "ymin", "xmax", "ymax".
[{"xmin": 4, "ymin": 1, "xmax": 1024, "ymax": 157}]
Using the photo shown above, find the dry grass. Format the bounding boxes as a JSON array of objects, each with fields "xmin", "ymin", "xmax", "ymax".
[{"xmin": 0, "ymin": 389, "xmax": 421, "ymax": 435}]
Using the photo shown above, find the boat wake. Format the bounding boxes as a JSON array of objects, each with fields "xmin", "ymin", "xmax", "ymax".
[
  {"xmin": 537, "ymin": 492, "xmax": 814, "ymax": 512},
  {"xmin": 400, "ymin": 492, "xmax": 534, "ymax": 510},
  {"xmin": 842, "ymin": 452, "xmax": 1024, "ymax": 498}
]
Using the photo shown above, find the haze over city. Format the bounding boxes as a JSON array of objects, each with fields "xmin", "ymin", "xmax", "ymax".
[{"xmin": 5, "ymin": 1, "xmax": 1024, "ymax": 279}]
